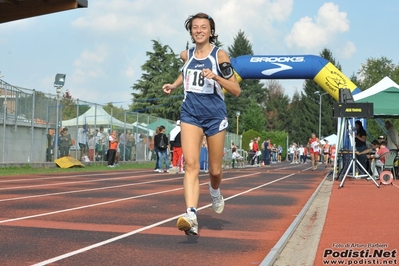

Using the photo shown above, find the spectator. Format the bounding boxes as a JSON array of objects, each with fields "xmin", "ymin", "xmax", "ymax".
[
  {"xmin": 370, "ymin": 141, "xmax": 389, "ymax": 179},
  {"xmin": 292, "ymin": 142, "xmax": 299, "ymax": 164},
  {"xmin": 153, "ymin": 125, "xmax": 170, "ymax": 172},
  {"xmin": 96, "ymin": 127, "xmax": 106, "ymax": 161},
  {"xmin": 88, "ymin": 134, "xmax": 95, "ymax": 162},
  {"xmin": 251, "ymin": 138, "xmax": 260, "ymax": 166},
  {"xmin": 78, "ymin": 126, "xmax": 88, "ymax": 160},
  {"xmin": 170, "ymin": 120, "xmax": 184, "ymax": 173},
  {"xmin": 354, "ymin": 120, "xmax": 368, "ymax": 173},
  {"xmin": 107, "ymin": 130, "xmax": 118, "ymax": 167},
  {"xmin": 289, "ymin": 143, "xmax": 294, "ymax": 163},
  {"xmin": 148, "ymin": 136, "xmax": 155, "ymax": 161},
  {"xmin": 263, "ymin": 138, "xmax": 271, "ymax": 167},
  {"xmin": 119, "ymin": 130, "xmax": 127, "ymax": 161},
  {"xmin": 356, "ymin": 139, "xmax": 380, "ymax": 175},
  {"xmin": 248, "ymin": 139, "xmax": 255, "ymax": 164},
  {"xmin": 385, "ymin": 120, "xmax": 399, "ymax": 150},
  {"xmin": 271, "ymin": 144, "xmax": 277, "ymax": 163},
  {"xmin": 153, "ymin": 127, "xmax": 160, "ymax": 171},
  {"xmin": 298, "ymin": 145, "xmax": 304, "ymax": 164},
  {"xmin": 231, "ymin": 147, "xmax": 243, "ymax": 168},
  {"xmin": 46, "ymin": 128, "xmax": 54, "ymax": 162},
  {"xmin": 277, "ymin": 145, "xmax": 283, "ymax": 162},
  {"xmin": 59, "ymin": 127, "xmax": 72, "ymax": 158},
  {"xmin": 126, "ymin": 130, "xmax": 135, "ymax": 161}
]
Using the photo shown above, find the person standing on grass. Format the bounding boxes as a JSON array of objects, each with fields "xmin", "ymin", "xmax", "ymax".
[
  {"xmin": 153, "ymin": 125, "xmax": 170, "ymax": 172},
  {"xmin": 162, "ymin": 12, "xmax": 241, "ymax": 236},
  {"xmin": 107, "ymin": 130, "xmax": 118, "ymax": 167}
]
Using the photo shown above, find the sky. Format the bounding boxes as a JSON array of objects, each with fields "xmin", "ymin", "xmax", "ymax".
[{"xmin": 1, "ymin": 0, "xmax": 399, "ymax": 109}]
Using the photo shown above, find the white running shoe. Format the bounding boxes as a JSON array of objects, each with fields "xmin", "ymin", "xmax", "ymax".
[
  {"xmin": 176, "ymin": 209, "xmax": 198, "ymax": 236},
  {"xmin": 209, "ymin": 183, "xmax": 224, "ymax": 214},
  {"xmin": 211, "ymin": 194, "xmax": 224, "ymax": 214}
]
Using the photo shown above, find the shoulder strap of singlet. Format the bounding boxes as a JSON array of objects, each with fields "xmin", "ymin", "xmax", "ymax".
[{"xmin": 187, "ymin": 47, "xmax": 195, "ymax": 60}]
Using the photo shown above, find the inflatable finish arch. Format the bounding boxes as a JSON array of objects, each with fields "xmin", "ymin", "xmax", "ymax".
[{"xmin": 230, "ymin": 55, "xmax": 361, "ymax": 100}]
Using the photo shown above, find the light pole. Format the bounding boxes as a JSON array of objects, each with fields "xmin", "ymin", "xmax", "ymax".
[
  {"xmin": 54, "ymin": 74, "xmax": 66, "ymax": 160},
  {"xmin": 236, "ymin": 111, "xmax": 240, "ymax": 135},
  {"xmin": 314, "ymin": 91, "xmax": 328, "ymax": 138}
]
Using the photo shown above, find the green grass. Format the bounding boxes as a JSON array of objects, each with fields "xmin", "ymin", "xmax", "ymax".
[{"xmin": 0, "ymin": 162, "xmax": 155, "ymax": 176}]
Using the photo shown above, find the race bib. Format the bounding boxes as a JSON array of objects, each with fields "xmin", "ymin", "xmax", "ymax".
[
  {"xmin": 185, "ymin": 69, "xmax": 215, "ymax": 94},
  {"xmin": 310, "ymin": 141, "xmax": 319, "ymax": 149}
]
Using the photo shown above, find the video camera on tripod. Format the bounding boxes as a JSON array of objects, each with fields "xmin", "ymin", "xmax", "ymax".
[{"xmin": 331, "ymin": 89, "xmax": 379, "ymax": 188}]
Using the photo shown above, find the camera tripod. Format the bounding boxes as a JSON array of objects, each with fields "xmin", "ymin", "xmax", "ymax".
[{"xmin": 339, "ymin": 119, "xmax": 380, "ymax": 188}]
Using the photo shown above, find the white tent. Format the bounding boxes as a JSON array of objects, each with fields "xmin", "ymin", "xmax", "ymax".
[
  {"xmin": 320, "ymin": 134, "xmax": 337, "ymax": 145},
  {"xmin": 131, "ymin": 122, "xmax": 155, "ymax": 136},
  {"xmin": 353, "ymin": 76, "xmax": 399, "ymax": 101},
  {"xmin": 62, "ymin": 106, "xmax": 131, "ymax": 128}
]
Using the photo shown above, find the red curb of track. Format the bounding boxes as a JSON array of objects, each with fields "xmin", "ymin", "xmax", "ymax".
[{"xmin": 315, "ymin": 178, "xmax": 399, "ymax": 266}]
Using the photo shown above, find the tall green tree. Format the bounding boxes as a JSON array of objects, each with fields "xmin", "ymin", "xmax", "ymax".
[
  {"xmin": 242, "ymin": 100, "xmax": 267, "ymax": 133},
  {"xmin": 357, "ymin": 56, "xmax": 399, "ymax": 90},
  {"xmin": 225, "ymin": 30, "xmax": 265, "ymax": 133},
  {"xmin": 286, "ymin": 91, "xmax": 308, "ymax": 145},
  {"xmin": 130, "ymin": 40, "xmax": 183, "ymax": 121},
  {"xmin": 263, "ymin": 80, "xmax": 290, "ymax": 131}
]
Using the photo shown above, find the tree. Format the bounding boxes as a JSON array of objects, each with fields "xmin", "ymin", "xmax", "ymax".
[
  {"xmin": 286, "ymin": 91, "xmax": 308, "ymax": 145},
  {"xmin": 225, "ymin": 30, "xmax": 265, "ymax": 133},
  {"xmin": 263, "ymin": 80, "xmax": 290, "ymax": 131},
  {"xmin": 242, "ymin": 100, "xmax": 267, "ymax": 133},
  {"xmin": 357, "ymin": 56, "xmax": 399, "ymax": 90},
  {"xmin": 103, "ymin": 103, "xmax": 128, "ymax": 124},
  {"xmin": 130, "ymin": 40, "xmax": 183, "ymax": 121},
  {"xmin": 61, "ymin": 89, "xmax": 76, "ymax": 120}
]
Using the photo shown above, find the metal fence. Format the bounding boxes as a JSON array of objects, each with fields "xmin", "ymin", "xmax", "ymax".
[{"xmin": 0, "ymin": 79, "xmax": 242, "ymax": 164}]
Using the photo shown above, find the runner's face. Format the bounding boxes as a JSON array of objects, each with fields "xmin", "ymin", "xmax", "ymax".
[{"xmin": 191, "ymin": 18, "xmax": 211, "ymax": 44}]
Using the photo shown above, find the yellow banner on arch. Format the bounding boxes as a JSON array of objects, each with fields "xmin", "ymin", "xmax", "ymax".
[{"xmin": 313, "ymin": 62, "xmax": 358, "ymax": 101}]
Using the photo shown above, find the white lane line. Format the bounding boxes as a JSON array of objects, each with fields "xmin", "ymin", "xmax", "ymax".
[
  {"xmin": 0, "ymin": 171, "xmax": 216, "ymax": 202},
  {"xmin": 0, "ymin": 172, "xmax": 154, "ymax": 191},
  {"xmin": 0, "ymin": 176, "xmax": 183, "ymax": 202},
  {"xmin": 0, "ymin": 172, "xmax": 260, "ymax": 224},
  {"xmin": 0, "ymin": 186, "xmax": 183, "ymax": 224},
  {"xmin": 0, "ymin": 170, "xmax": 150, "ymax": 183},
  {"xmin": 32, "ymin": 173, "xmax": 294, "ymax": 266}
]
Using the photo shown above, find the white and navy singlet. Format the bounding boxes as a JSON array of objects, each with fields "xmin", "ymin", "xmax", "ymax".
[{"xmin": 180, "ymin": 46, "xmax": 228, "ymax": 135}]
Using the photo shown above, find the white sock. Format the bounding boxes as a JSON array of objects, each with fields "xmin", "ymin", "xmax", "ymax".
[
  {"xmin": 209, "ymin": 183, "xmax": 220, "ymax": 197},
  {"xmin": 187, "ymin": 207, "xmax": 197, "ymax": 215}
]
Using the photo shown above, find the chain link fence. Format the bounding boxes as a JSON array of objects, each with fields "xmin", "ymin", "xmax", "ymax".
[{"xmin": 0, "ymin": 79, "xmax": 242, "ymax": 164}]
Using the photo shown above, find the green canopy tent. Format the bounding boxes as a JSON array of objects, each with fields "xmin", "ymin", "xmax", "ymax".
[
  {"xmin": 147, "ymin": 118, "xmax": 176, "ymax": 135},
  {"xmin": 354, "ymin": 76, "xmax": 399, "ymax": 117}
]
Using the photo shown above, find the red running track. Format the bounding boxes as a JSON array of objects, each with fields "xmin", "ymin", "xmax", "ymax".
[
  {"xmin": 0, "ymin": 163, "xmax": 324, "ymax": 266},
  {"xmin": 315, "ymin": 177, "xmax": 399, "ymax": 266}
]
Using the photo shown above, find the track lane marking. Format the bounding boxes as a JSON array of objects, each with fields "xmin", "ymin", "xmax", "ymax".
[
  {"xmin": 0, "ymin": 172, "xmax": 261, "ymax": 224},
  {"xmin": 0, "ymin": 169, "xmax": 151, "ymax": 184},
  {"xmin": 31, "ymin": 173, "xmax": 294, "ymax": 266},
  {"xmin": 0, "ymin": 176, "xmax": 183, "ymax": 202},
  {"xmin": 0, "ymin": 172, "xmax": 159, "ymax": 191}
]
